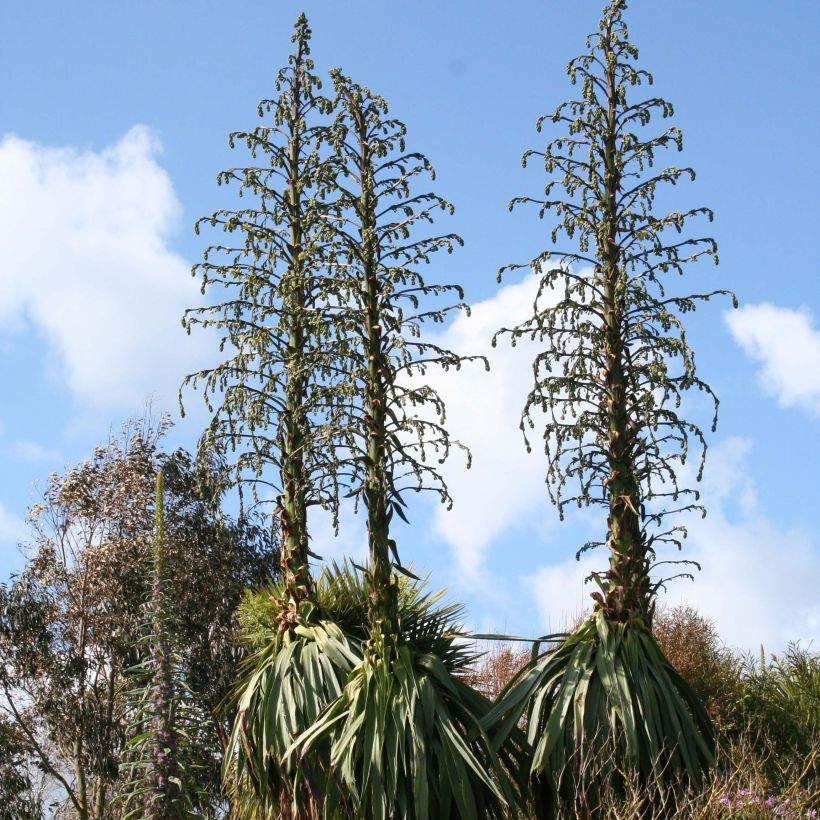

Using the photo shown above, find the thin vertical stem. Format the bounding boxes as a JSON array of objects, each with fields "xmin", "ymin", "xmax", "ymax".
[{"xmin": 144, "ymin": 469, "xmax": 180, "ymax": 818}]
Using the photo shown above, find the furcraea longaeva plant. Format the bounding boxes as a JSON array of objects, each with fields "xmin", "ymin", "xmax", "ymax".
[{"xmin": 487, "ymin": 0, "xmax": 735, "ymax": 812}]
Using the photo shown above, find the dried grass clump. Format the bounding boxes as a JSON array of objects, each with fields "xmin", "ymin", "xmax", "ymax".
[{"xmin": 537, "ymin": 731, "xmax": 818, "ymax": 819}]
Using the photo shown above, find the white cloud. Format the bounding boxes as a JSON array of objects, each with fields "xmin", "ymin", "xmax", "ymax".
[
  {"xmin": 0, "ymin": 127, "xmax": 209, "ymax": 412},
  {"xmin": 0, "ymin": 501, "xmax": 26, "ymax": 545},
  {"xmin": 661, "ymin": 437, "xmax": 820, "ymax": 652},
  {"xmin": 6, "ymin": 440, "xmax": 61, "ymax": 463},
  {"xmin": 525, "ymin": 438, "xmax": 820, "ymax": 652},
  {"xmin": 523, "ymin": 552, "xmax": 598, "ymax": 634},
  {"xmin": 726, "ymin": 303, "xmax": 820, "ymax": 414},
  {"xmin": 420, "ymin": 270, "xmax": 563, "ymax": 578},
  {"xmin": 412, "ymin": 280, "xmax": 820, "ymax": 651}
]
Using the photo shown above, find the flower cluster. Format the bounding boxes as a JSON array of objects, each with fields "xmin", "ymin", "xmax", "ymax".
[{"xmin": 715, "ymin": 788, "xmax": 817, "ymax": 818}]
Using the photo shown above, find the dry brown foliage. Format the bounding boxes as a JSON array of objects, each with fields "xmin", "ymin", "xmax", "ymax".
[
  {"xmin": 462, "ymin": 642, "xmax": 535, "ymax": 701},
  {"xmin": 0, "ymin": 416, "xmax": 278, "ymax": 818},
  {"xmin": 653, "ymin": 605, "xmax": 743, "ymax": 729}
]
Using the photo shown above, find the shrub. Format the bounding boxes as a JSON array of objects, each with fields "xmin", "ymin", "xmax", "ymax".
[
  {"xmin": 653, "ymin": 605, "xmax": 743, "ymax": 729},
  {"xmin": 463, "ymin": 643, "xmax": 533, "ymax": 701},
  {"xmin": 734, "ymin": 643, "xmax": 820, "ymax": 789}
]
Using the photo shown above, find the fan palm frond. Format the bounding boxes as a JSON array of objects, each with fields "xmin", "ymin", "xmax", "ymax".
[
  {"xmin": 239, "ymin": 561, "xmax": 476, "ymax": 669},
  {"xmin": 319, "ymin": 561, "xmax": 477, "ymax": 674}
]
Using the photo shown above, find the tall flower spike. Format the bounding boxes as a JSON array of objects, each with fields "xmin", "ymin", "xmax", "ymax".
[
  {"xmin": 182, "ymin": 14, "xmax": 346, "ymax": 624},
  {"xmin": 486, "ymin": 1, "xmax": 733, "ymax": 810},
  {"xmin": 494, "ymin": 0, "xmax": 734, "ymax": 622},
  {"xmin": 292, "ymin": 72, "xmax": 527, "ymax": 820},
  {"xmin": 187, "ymin": 18, "xmax": 363, "ymax": 817},
  {"xmin": 324, "ymin": 69, "xmax": 486, "ymax": 643}
]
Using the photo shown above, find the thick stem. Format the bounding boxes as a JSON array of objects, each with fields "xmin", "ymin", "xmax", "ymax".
[
  {"xmin": 598, "ymin": 24, "xmax": 651, "ymax": 623},
  {"xmin": 278, "ymin": 38, "xmax": 314, "ymax": 623},
  {"xmin": 356, "ymin": 108, "xmax": 399, "ymax": 642}
]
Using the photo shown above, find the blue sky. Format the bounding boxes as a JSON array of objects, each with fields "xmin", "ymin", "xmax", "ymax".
[{"xmin": 1, "ymin": 1, "xmax": 818, "ymax": 651}]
